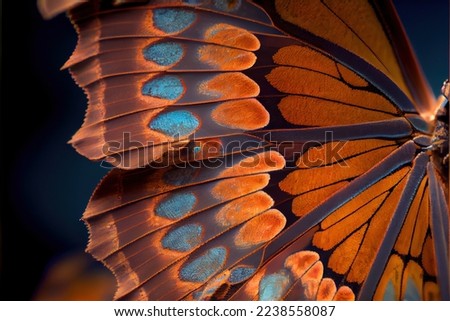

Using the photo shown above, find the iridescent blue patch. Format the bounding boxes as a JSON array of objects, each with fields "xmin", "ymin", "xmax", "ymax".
[
  {"xmin": 180, "ymin": 247, "xmax": 227, "ymax": 282},
  {"xmin": 143, "ymin": 42, "xmax": 183, "ymax": 66},
  {"xmin": 403, "ymin": 278, "xmax": 421, "ymax": 301},
  {"xmin": 150, "ymin": 110, "xmax": 199, "ymax": 137},
  {"xmin": 142, "ymin": 76, "xmax": 183, "ymax": 100},
  {"xmin": 382, "ymin": 280, "xmax": 396, "ymax": 301},
  {"xmin": 229, "ymin": 266, "xmax": 256, "ymax": 284},
  {"xmin": 153, "ymin": 8, "xmax": 196, "ymax": 33},
  {"xmin": 163, "ymin": 166, "xmax": 197, "ymax": 186},
  {"xmin": 162, "ymin": 224, "xmax": 203, "ymax": 252},
  {"xmin": 156, "ymin": 192, "xmax": 196, "ymax": 220},
  {"xmin": 259, "ymin": 272, "xmax": 291, "ymax": 300}
]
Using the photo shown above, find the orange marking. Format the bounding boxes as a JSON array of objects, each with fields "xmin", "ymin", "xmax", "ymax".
[
  {"xmin": 221, "ymin": 151, "xmax": 286, "ymax": 177},
  {"xmin": 333, "ymin": 286, "xmax": 355, "ymax": 301},
  {"xmin": 401, "ymin": 261, "xmax": 423, "ymax": 300},
  {"xmin": 347, "ymin": 175, "xmax": 408, "ymax": 283},
  {"xmin": 211, "ymin": 99, "xmax": 269, "ymax": 130},
  {"xmin": 373, "ymin": 254, "xmax": 403, "ymax": 300},
  {"xmin": 243, "ymin": 268, "xmax": 266, "ymax": 300},
  {"xmin": 284, "ymin": 251, "xmax": 320, "ymax": 279},
  {"xmin": 234, "ymin": 209, "xmax": 286, "ymax": 248},
  {"xmin": 199, "ymin": 72, "xmax": 259, "ymax": 99},
  {"xmin": 395, "ymin": 177, "xmax": 428, "ymax": 255},
  {"xmin": 320, "ymin": 166, "xmax": 410, "ymax": 229},
  {"xmin": 326, "ymin": 224, "xmax": 368, "ymax": 274},
  {"xmin": 292, "ymin": 181, "xmax": 348, "ymax": 217},
  {"xmin": 280, "ymin": 145, "xmax": 397, "ymax": 195},
  {"xmin": 410, "ymin": 185, "xmax": 429, "ymax": 257},
  {"xmin": 212, "ymin": 174, "xmax": 270, "ymax": 201},
  {"xmin": 204, "ymin": 23, "xmax": 260, "ymax": 51},
  {"xmin": 424, "ymin": 282, "xmax": 440, "ymax": 300},
  {"xmin": 267, "ymin": 67, "xmax": 398, "ymax": 114},
  {"xmin": 215, "ymin": 191, "xmax": 274, "ymax": 228},
  {"xmin": 314, "ymin": 194, "xmax": 385, "ymax": 251},
  {"xmin": 297, "ymin": 139, "xmax": 396, "ymax": 169},
  {"xmin": 273, "ymin": 0, "xmax": 412, "ymax": 100},
  {"xmin": 300, "ymin": 261, "xmax": 323, "ymax": 300},
  {"xmin": 422, "ymin": 235, "xmax": 437, "ymax": 276},
  {"xmin": 272, "ymin": 45, "xmax": 340, "ymax": 78},
  {"xmin": 337, "ymin": 63, "xmax": 368, "ymax": 87},
  {"xmin": 316, "ymin": 278, "xmax": 337, "ymax": 300},
  {"xmin": 198, "ymin": 45, "xmax": 256, "ymax": 70},
  {"xmin": 278, "ymin": 96, "xmax": 395, "ymax": 127}
]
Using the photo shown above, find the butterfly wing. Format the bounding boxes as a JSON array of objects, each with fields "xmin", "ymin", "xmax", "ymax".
[{"xmin": 57, "ymin": 0, "xmax": 448, "ymax": 300}]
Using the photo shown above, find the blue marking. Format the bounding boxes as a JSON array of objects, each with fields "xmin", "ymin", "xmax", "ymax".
[
  {"xmin": 143, "ymin": 42, "xmax": 183, "ymax": 66},
  {"xmin": 259, "ymin": 272, "xmax": 291, "ymax": 300},
  {"xmin": 163, "ymin": 166, "xmax": 197, "ymax": 186},
  {"xmin": 214, "ymin": 0, "xmax": 241, "ymax": 11},
  {"xmin": 142, "ymin": 75, "xmax": 184, "ymax": 100},
  {"xmin": 162, "ymin": 224, "xmax": 203, "ymax": 252},
  {"xmin": 382, "ymin": 281, "xmax": 396, "ymax": 300},
  {"xmin": 150, "ymin": 110, "xmax": 199, "ymax": 137},
  {"xmin": 404, "ymin": 278, "xmax": 421, "ymax": 301},
  {"xmin": 156, "ymin": 192, "xmax": 196, "ymax": 220},
  {"xmin": 229, "ymin": 266, "xmax": 256, "ymax": 284},
  {"xmin": 180, "ymin": 247, "xmax": 227, "ymax": 282},
  {"xmin": 153, "ymin": 8, "xmax": 196, "ymax": 33}
]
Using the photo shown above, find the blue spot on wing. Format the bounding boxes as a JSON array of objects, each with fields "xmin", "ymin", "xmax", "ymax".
[
  {"xmin": 143, "ymin": 42, "xmax": 183, "ymax": 66},
  {"xmin": 180, "ymin": 247, "xmax": 227, "ymax": 282},
  {"xmin": 162, "ymin": 224, "xmax": 203, "ymax": 252},
  {"xmin": 150, "ymin": 110, "xmax": 199, "ymax": 137},
  {"xmin": 153, "ymin": 8, "xmax": 196, "ymax": 33},
  {"xmin": 156, "ymin": 192, "xmax": 196, "ymax": 220},
  {"xmin": 404, "ymin": 278, "xmax": 421, "ymax": 300},
  {"xmin": 382, "ymin": 281, "xmax": 396, "ymax": 300},
  {"xmin": 142, "ymin": 75, "xmax": 184, "ymax": 100},
  {"xmin": 229, "ymin": 266, "xmax": 256, "ymax": 284},
  {"xmin": 259, "ymin": 272, "xmax": 291, "ymax": 300}
]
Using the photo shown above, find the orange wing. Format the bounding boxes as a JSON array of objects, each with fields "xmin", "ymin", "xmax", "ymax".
[{"xmin": 42, "ymin": 0, "xmax": 449, "ymax": 300}]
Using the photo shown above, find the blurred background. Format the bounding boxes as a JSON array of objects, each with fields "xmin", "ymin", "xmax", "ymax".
[{"xmin": 0, "ymin": 0, "xmax": 448, "ymax": 300}]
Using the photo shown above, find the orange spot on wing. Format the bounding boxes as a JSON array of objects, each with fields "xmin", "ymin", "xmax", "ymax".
[
  {"xmin": 300, "ymin": 261, "xmax": 324, "ymax": 300},
  {"xmin": 284, "ymin": 251, "xmax": 320, "ymax": 279},
  {"xmin": 410, "ymin": 186, "xmax": 429, "ymax": 257},
  {"xmin": 204, "ymin": 23, "xmax": 260, "ymax": 51},
  {"xmin": 326, "ymin": 224, "xmax": 368, "ymax": 275},
  {"xmin": 212, "ymin": 174, "xmax": 270, "ymax": 201},
  {"xmin": 422, "ymin": 235, "xmax": 437, "ymax": 276},
  {"xmin": 211, "ymin": 99, "xmax": 269, "ymax": 130},
  {"xmin": 221, "ymin": 151, "xmax": 286, "ymax": 177},
  {"xmin": 272, "ymin": 45, "xmax": 340, "ymax": 78},
  {"xmin": 316, "ymin": 278, "xmax": 337, "ymax": 300},
  {"xmin": 215, "ymin": 191, "xmax": 274, "ymax": 227},
  {"xmin": 292, "ymin": 181, "xmax": 348, "ymax": 217},
  {"xmin": 347, "ymin": 175, "xmax": 408, "ymax": 283},
  {"xmin": 266, "ymin": 67, "xmax": 398, "ymax": 114},
  {"xmin": 424, "ymin": 281, "xmax": 441, "ymax": 300},
  {"xmin": 337, "ymin": 63, "xmax": 368, "ymax": 87},
  {"xmin": 234, "ymin": 210, "xmax": 286, "ymax": 248},
  {"xmin": 198, "ymin": 45, "xmax": 256, "ymax": 70},
  {"xmin": 278, "ymin": 96, "xmax": 394, "ymax": 127},
  {"xmin": 199, "ymin": 72, "xmax": 259, "ymax": 99},
  {"xmin": 280, "ymin": 145, "xmax": 397, "ymax": 195},
  {"xmin": 395, "ymin": 177, "xmax": 428, "ymax": 255},
  {"xmin": 333, "ymin": 286, "xmax": 355, "ymax": 301}
]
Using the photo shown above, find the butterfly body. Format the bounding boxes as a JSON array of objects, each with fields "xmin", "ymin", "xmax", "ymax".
[{"xmin": 39, "ymin": 0, "xmax": 449, "ymax": 300}]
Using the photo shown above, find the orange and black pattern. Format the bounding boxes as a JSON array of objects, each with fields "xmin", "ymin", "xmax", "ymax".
[{"xmin": 39, "ymin": 0, "xmax": 449, "ymax": 300}]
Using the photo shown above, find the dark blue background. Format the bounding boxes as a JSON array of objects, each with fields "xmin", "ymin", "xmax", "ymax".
[{"xmin": 0, "ymin": 0, "xmax": 448, "ymax": 300}]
